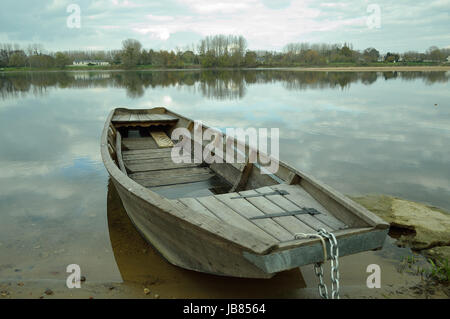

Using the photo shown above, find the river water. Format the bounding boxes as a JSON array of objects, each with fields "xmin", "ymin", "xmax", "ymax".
[{"xmin": 0, "ymin": 70, "xmax": 449, "ymax": 298}]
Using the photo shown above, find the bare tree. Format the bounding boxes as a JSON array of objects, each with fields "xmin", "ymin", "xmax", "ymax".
[{"xmin": 121, "ymin": 39, "xmax": 142, "ymax": 67}]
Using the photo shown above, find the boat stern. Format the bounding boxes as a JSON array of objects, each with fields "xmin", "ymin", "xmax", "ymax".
[{"xmin": 242, "ymin": 227, "xmax": 388, "ymax": 275}]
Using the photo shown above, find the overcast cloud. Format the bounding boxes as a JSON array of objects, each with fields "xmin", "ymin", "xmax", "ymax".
[{"xmin": 0, "ymin": 0, "xmax": 449, "ymax": 53}]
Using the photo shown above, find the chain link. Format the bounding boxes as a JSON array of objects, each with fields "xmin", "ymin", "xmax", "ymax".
[{"xmin": 313, "ymin": 262, "xmax": 328, "ymax": 299}]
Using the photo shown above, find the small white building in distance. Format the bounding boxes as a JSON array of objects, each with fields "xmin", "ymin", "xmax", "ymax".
[{"xmin": 73, "ymin": 60, "xmax": 110, "ymax": 66}]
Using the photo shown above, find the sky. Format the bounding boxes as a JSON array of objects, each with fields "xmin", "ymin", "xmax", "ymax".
[{"xmin": 0, "ymin": 0, "xmax": 449, "ymax": 53}]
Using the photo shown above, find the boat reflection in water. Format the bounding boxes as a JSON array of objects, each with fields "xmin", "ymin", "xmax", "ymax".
[{"xmin": 106, "ymin": 179, "xmax": 307, "ymax": 298}]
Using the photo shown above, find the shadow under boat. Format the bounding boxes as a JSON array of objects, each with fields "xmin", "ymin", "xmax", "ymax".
[{"xmin": 106, "ymin": 178, "xmax": 308, "ymax": 298}]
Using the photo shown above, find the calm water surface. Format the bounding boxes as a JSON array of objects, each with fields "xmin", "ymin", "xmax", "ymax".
[{"xmin": 0, "ymin": 70, "xmax": 449, "ymax": 296}]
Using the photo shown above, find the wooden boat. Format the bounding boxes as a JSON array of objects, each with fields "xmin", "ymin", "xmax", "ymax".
[{"xmin": 101, "ymin": 107, "xmax": 389, "ymax": 279}]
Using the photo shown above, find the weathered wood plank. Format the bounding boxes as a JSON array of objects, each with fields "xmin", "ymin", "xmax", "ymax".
[
  {"xmin": 129, "ymin": 167, "xmax": 212, "ymax": 181},
  {"xmin": 161, "ymin": 114, "xmax": 179, "ymax": 121},
  {"xmin": 107, "ymin": 132, "xmax": 116, "ymax": 152},
  {"xmin": 272, "ymin": 184, "xmax": 348, "ymax": 230},
  {"xmin": 114, "ymin": 122, "xmax": 177, "ymax": 129},
  {"xmin": 123, "ymin": 148, "xmax": 173, "ymax": 156},
  {"xmin": 122, "ymin": 137, "xmax": 158, "ymax": 150},
  {"xmin": 148, "ymin": 179, "xmax": 228, "ymax": 198},
  {"xmin": 113, "ymin": 113, "xmax": 178, "ymax": 123},
  {"xmin": 230, "ymin": 161, "xmax": 253, "ymax": 192},
  {"xmin": 123, "ymin": 151, "xmax": 173, "ymax": 161},
  {"xmin": 125, "ymin": 160, "xmax": 201, "ymax": 173},
  {"xmin": 108, "ymin": 143, "xmax": 116, "ymax": 162},
  {"xmin": 108, "ymin": 126, "xmax": 117, "ymax": 140},
  {"xmin": 149, "ymin": 114, "xmax": 178, "ymax": 121},
  {"xmin": 129, "ymin": 113, "xmax": 140, "ymax": 121},
  {"xmin": 150, "ymin": 131, "xmax": 175, "ymax": 148},
  {"xmin": 196, "ymin": 196, "xmax": 278, "ymax": 242},
  {"xmin": 146, "ymin": 114, "xmax": 159, "ymax": 121},
  {"xmin": 239, "ymin": 190, "xmax": 315, "ymax": 235},
  {"xmin": 245, "ymin": 164, "xmax": 279, "ymax": 190},
  {"xmin": 215, "ymin": 193, "xmax": 294, "ymax": 242},
  {"xmin": 255, "ymin": 187, "xmax": 332, "ymax": 232},
  {"xmin": 112, "ymin": 114, "xmax": 131, "ymax": 121},
  {"xmin": 286, "ymin": 172, "xmax": 301, "ymax": 185},
  {"xmin": 134, "ymin": 172, "xmax": 215, "ymax": 188},
  {"xmin": 176, "ymin": 198, "xmax": 220, "ymax": 220},
  {"xmin": 137, "ymin": 113, "xmax": 149, "ymax": 122},
  {"xmin": 273, "ymin": 227, "xmax": 380, "ymax": 252},
  {"xmin": 124, "ymin": 155, "xmax": 193, "ymax": 166},
  {"xmin": 209, "ymin": 162, "xmax": 241, "ymax": 185},
  {"xmin": 116, "ymin": 131, "xmax": 127, "ymax": 175}
]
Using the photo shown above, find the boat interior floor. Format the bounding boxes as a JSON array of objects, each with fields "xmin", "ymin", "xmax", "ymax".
[
  {"xmin": 121, "ymin": 128, "xmax": 351, "ymax": 239},
  {"xmin": 172, "ymin": 184, "xmax": 348, "ymax": 242},
  {"xmin": 121, "ymin": 129, "xmax": 232, "ymax": 199}
]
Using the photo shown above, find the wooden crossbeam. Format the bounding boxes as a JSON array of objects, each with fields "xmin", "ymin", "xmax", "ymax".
[
  {"xmin": 230, "ymin": 189, "xmax": 289, "ymax": 199},
  {"xmin": 249, "ymin": 208, "xmax": 322, "ymax": 220}
]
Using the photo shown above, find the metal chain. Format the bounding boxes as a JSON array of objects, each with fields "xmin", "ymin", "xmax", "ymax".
[
  {"xmin": 328, "ymin": 231, "xmax": 340, "ymax": 299},
  {"xmin": 295, "ymin": 229, "xmax": 340, "ymax": 299},
  {"xmin": 299, "ymin": 229, "xmax": 339, "ymax": 299}
]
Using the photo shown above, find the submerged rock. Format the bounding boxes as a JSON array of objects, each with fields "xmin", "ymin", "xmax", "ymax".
[{"xmin": 351, "ymin": 195, "xmax": 450, "ymax": 250}]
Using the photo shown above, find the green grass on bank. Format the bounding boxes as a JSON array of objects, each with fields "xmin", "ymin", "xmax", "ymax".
[{"xmin": 426, "ymin": 258, "xmax": 450, "ymax": 283}]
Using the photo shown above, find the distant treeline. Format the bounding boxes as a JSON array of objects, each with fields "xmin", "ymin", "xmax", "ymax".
[
  {"xmin": 1, "ymin": 70, "xmax": 448, "ymax": 100},
  {"xmin": 1, "ymin": 35, "xmax": 449, "ymax": 69}
]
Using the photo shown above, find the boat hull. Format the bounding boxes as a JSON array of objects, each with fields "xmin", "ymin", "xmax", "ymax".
[
  {"xmin": 111, "ymin": 177, "xmax": 276, "ymax": 278},
  {"xmin": 111, "ymin": 177, "xmax": 388, "ymax": 278},
  {"xmin": 102, "ymin": 107, "xmax": 389, "ymax": 279}
]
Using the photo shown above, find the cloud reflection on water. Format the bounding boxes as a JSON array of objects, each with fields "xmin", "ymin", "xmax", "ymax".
[{"xmin": 0, "ymin": 70, "xmax": 448, "ymax": 282}]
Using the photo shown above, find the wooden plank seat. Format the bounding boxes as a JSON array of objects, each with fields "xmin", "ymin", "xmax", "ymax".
[{"xmin": 112, "ymin": 113, "xmax": 179, "ymax": 128}]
